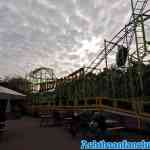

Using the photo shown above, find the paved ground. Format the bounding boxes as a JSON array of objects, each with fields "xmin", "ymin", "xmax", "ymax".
[{"xmin": 0, "ymin": 117, "xmax": 80, "ymax": 150}]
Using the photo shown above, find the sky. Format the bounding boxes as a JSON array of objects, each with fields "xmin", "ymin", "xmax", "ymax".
[{"xmin": 0, "ymin": 0, "xmax": 147, "ymax": 78}]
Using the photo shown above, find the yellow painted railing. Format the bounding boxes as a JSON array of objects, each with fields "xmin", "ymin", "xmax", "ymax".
[{"xmin": 29, "ymin": 96, "xmax": 150, "ymax": 129}]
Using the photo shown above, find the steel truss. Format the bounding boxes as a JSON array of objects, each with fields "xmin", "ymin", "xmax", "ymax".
[{"xmin": 86, "ymin": 0, "xmax": 150, "ymax": 73}]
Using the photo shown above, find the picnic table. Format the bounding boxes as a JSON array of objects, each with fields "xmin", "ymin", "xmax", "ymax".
[
  {"xmin": 39, "ymin": 113, "xmax": 53, "ymax": 127},
  {"xmin": 39, "ymin": 111, "xmax": 62, "ymax": 127},
  {"xmin": 62, "ymin": 117, "xmax": 72, "ymax": 130}
]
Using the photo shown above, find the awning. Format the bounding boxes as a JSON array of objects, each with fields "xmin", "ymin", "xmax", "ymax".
[{"xmin": 0, "ymin": 86, "xmax": 26, "ymax": 100}]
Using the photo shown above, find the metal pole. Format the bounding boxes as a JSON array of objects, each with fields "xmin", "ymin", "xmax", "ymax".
[{"xmin": 104, "ymin": 39, "xmax": 108, "ymax": 69}]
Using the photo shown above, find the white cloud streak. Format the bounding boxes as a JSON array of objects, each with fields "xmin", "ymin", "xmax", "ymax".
[{"xmin": 0, "ymin": 0, "xmax": 134, "ymax": 78}]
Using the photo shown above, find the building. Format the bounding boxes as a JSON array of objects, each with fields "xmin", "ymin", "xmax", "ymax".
[{"xmin": 0, "ymin": 85, "xmax": 26, "ymax": 119}]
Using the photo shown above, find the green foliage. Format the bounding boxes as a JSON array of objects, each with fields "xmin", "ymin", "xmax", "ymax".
[
  {"xmin": 29, "ymin": 63, "xmax": 150, "ymax": 104},
  {"xmin": 54, "ymin": 63, "xmax": 150, "ymax": 101},
  {"xmin": 0, "ymin": 76, "xmax": 31, "ymax": 95}
]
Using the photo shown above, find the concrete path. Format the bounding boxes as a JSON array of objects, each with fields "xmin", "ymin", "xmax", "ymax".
[{"xmin": 0, "ymin": 117, "xmax": 80, "ymax": 150}]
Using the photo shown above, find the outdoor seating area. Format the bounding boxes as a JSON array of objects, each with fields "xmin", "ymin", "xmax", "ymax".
[
  {"xmin": 39, "ymin": 111, "xmax": 72, "ymax": 127},
  {"xmin": 38, "ymin": 111, "xmax": 124, "ymax": 138},
  {"xmin": 37, "ymin": 110, "xmax": 150, "ymax": 140}
]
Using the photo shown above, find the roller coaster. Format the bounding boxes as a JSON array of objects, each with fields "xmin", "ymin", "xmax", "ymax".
[{"xmin": 27, "ymin": 0, "xmax": 150, "ymax": 129}]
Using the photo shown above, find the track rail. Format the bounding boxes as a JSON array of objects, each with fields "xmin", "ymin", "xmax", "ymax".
[{"xmin": 86, "ymin": 0, "xmax": 149, "ymax": 73}]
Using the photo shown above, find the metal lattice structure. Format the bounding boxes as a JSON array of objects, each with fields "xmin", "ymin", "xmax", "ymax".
[
  {"xmin": 84, "ymin": 0, "xmax": 150, "ymax": 105},
  {"xmin": 27, "ymin": 67, "xmax": 56, "ymax": 93},
  {"xmin": 86, "ymin": 0, "xmax": 150, "ymax": 72},
  {"xmin": 29, "ymin": 0, "xmax": 150, "ymax": 129}
]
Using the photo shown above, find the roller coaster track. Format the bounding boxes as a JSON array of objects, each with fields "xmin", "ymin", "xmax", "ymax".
[
  {"xmin": 29, "ymin": 1, "xmax": 150, "ymax": 129},
  {"xmin": 86, "ymin": 0, "xmax": 150, "ymax": 73}
]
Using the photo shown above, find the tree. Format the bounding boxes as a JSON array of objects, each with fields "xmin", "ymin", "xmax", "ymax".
[{"xmin": 0, "ymin": 76, "xmax": 31, "ymax": 95}]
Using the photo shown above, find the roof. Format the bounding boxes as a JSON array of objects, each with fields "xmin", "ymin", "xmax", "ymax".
[{"xmin": 0, "ymin": 86, "xmax": 26, "ymax": 100}]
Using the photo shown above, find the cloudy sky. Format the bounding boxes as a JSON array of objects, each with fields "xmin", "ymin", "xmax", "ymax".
[{"xmin": 0, "ymin": 0, "xmax": 148, "ymax": 78}]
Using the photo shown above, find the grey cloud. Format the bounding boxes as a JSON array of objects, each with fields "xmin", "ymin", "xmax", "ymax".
[{"xmin": 0, "ymin": 0, "xmax": 137, "ymax": 78}]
